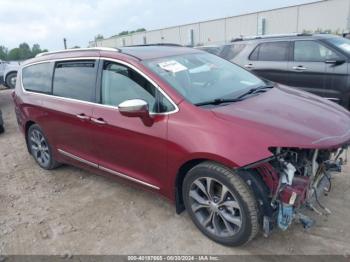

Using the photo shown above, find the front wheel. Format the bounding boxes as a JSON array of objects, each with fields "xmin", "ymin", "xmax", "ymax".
[
  {"xmin": 27, "ymin": 124, "xmax": 60, "ymax": 170},
  {"xmin": 183, "ymin": 162, "xmax": 260, "ymax": 246},
  {"xmin": 5, "ymin": 72, "xmax": 17, "ymax": 89}
]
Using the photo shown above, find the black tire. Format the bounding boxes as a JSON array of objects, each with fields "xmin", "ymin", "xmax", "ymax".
[
  {"xmin": 0, "ymin": 125, "xmax": 4, "ymax": 134},
  {"xmin": 5, "ymin": 72, "xmax": 17, "ymax": 89},
  {"xmin": 183, "ymin": 161, "xmax": 260, "ymax": 246},
  {"xmin": 27, "ymin": 124, "xmax": 60, "ymax": 170}
]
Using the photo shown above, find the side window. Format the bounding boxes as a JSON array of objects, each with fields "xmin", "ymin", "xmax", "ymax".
[
  {"xmin": 250, "ymin": 42, "xmax": 289, "ymax": 61},
  {"xmin": 52, "ymin": 60, "xmax": 97, "ymax": 102},
  {"xmin": 22, "ymin": 62, "xmax": 53, "ymax": 93},
  {"xmin": 294, "ymin": 41, "xmax": 340, "ymax": 62},
  {"xmin": 101, "ymin": 61, "xmax": 174, "ymax": 113}
]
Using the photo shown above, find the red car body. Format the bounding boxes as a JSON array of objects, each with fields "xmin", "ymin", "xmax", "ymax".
[{"xmin": 12, "ymin": 47, "xmax": 350, "ymax": 242}]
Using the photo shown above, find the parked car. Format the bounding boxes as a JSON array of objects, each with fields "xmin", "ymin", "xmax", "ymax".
[
  {"xmin": 13, "ymin": 46, "xmax": 350, "ymax": 246},
  {"xmin": 0, "ymin": 60, "xmax": 7, "ymax": 85},
  {"xmin": 3, "ymin": 61, "xmax": 19, "ymax": 89},
  {"xmin": 197, "ymin": 34, "xmax": 350, "ymax": 109},
  {"xmin": 0, "ymin": 109, "xmax": 4, "ymax": 134}
]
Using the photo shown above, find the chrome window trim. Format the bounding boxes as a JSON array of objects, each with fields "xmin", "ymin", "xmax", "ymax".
[
  {"xmin": 20, "ymin": 56, "xmax": 179, "ymax": 115},
  {"xmin": 57, "ymin": 148, "xmax": 159, "ymax": 190}
]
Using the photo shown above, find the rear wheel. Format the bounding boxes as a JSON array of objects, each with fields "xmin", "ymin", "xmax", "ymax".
[
  {"xmin": 5, "ymin": 72, "xmax": 17, "ymax": 89},
  {"xmin": 183, "ymin": 161, "xmax": 260, "ymax": 246},
  {"xmin": 27, "ymin": 124, "xmax": 60, "ymax": 170}
]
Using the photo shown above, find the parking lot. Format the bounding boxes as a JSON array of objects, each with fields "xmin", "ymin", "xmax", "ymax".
[{"xmin": 1, "ymin": 87, "xmax": 350, "ymax": 255}]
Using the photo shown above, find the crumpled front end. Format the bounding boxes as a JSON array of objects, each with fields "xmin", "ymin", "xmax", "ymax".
[{"xmin": 241, "ymin": 144, "xmax": 349, "ymax": 236}]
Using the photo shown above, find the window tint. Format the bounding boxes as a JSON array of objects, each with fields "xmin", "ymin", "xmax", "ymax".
[
  {"xmin": 101, "ymin": 61, "xmax": 174, "ymax": 113},
  {"xmin": 294, "ymin": 41, "xmax": 340, "ymax": 62},
  {"xmin": 22, "ymin": 62, "xmax": 53, "ymax": 93},
  {"xmin": 53, "ymin": 60, "xmax": 97, "ymax": 102},
  {"xmin": 250, "ymin": 42, "xmax": 289, "ymax": 61}
]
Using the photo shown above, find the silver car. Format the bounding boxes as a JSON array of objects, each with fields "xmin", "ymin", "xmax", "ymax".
[{"xmin": 0, "ymin": 60, "xmax": 19, "ymax": 89}]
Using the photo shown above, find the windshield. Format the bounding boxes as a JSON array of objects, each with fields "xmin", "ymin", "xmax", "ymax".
[
  {"xmin": 142, "ymin": 52, "xmax": 265, "ymax": 105},
  {"xmin": 326, "ymin": 37, "xmax": 350, "ymax": 55}
]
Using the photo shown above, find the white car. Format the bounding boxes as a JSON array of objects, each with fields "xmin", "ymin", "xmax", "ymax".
[{"xmin": 0, "ymin": 60, "xmax": 19, "ymax": 89}]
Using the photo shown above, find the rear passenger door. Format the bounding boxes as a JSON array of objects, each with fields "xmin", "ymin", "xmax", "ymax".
[
  {"xmin": 40, "ymin": 59, "xmax": 99, "ymax": 165},
  {"xmin": 244, "ymin": 41, "xmax": 290, "ymax": 84}
]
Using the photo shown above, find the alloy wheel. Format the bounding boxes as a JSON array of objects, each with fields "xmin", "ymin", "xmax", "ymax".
[
  {"xmin": 30, "ymin": 129, "xmax": 50, "ymax": 167},
  {"xmin": 189, "ymin": 177, "xmax": 242, "ymax": 237}
]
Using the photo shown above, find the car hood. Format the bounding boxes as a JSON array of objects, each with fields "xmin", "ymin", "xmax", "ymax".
[{"xmin": 211, "ymin": 85, "xmax": 350, "ymax": 149}]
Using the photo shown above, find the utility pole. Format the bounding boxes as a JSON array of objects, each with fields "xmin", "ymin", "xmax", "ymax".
[{"xmin": 63, "ymin": 38, "xmax": 67, "ymax": 49}]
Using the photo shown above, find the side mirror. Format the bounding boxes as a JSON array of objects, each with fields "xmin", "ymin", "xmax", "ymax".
[{"xmin": 118, "ymin": 99, "xmax": 149, "ymax": 118}]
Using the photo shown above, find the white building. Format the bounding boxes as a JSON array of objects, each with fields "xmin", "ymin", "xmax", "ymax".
[{"xmin": 89, "ymin": 0, "xmax": 350, "ymax": 48}]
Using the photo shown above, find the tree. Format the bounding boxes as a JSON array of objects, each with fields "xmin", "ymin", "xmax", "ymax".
[
  {"xmin": 31, "ymin": 44, "xmax": 42, "ymax": 56},
  {"xmin": 94, "ymin": 34, "xmax": 104, "ymax": 41},
  {"xmin": 18, "ymin": 43, "xmax": 32, "ymax": 60},
  {"xmin": 0, "ymin": 46, "xmax": 8, "ymax": 60},
  {"xmin": 7, "ymin": 48, "xmax": 21, "ymax": 60},
  {"xmin": 118, "ymin": 30, "xmax": 129, "ymax": 36},
  {"xmin": 4, "ymin": 43, "xmax": 48, "ymax": 60}
]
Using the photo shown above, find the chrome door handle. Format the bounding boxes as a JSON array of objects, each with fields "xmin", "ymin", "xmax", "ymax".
[
  {"xmin": 292, "ymin": 66, "xmax": 307, "ymax": 71},
  {"xmin": 244, "ymin": 64, "xmax": 254, "ymax": 69},
  {"xmin": 91, "ymin": 117, "xmax": 107, "ymax": 125},
  {"xmin": 76, "ymin": 113, "xmax": 90, "ymax": 120}
]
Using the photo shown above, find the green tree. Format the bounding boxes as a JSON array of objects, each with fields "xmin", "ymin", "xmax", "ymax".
[
  {"xmin": 5, "ymin": 43, "xmax": 48, "ymax": 60},
  {"xmin": 0, "ymin": 46, "xmax": 8, "ymax": 60},
  {"xmin": 135, "ymin": 28, "xmax": 146, "ymax": 32},
  {"xmin": 18, "ymin": 43, "xmax": 32, "ymax": 60},
  {"xmin": 94, "ymin": 34, "xmax": 104, "ymax": 41},
  {"xmin": 118, "ymin": 30, "xmax": 129, "ymax": 36},
  {"xmin": 7, "ymin": 48, "xmax": 21, "ymax": 60},
  {"xmin": 31, "ymin": 44, "xmax": 42, "ymax": 56}
]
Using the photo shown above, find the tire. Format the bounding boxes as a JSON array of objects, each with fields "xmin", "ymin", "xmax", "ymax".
[
  {"xmin": 0, "ymin": 125, "xmax": 4, "ymax": 134},
  {"xmin": 5, "ymin": 72, "xmax": 17, "ymax": 89},
  {"xmin": 183, "ymin": 161, "xmax": 260, "ymax": 246},
  {"xmin": 27, "ymin": 124, "xmax": 60, "ymax": 170}
]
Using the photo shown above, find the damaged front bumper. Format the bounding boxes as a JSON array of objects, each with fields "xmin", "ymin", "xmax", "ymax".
[{"xmin": 241, "ymin": 144, "xmax": 349, "ymax": 237}]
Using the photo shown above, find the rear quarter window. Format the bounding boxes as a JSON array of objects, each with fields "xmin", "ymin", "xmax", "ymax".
[
  {"xmin": 249, "ymin": 41, "xmax": 290, "ymax": 61},
  {"xmin": 22, "ymin": 62, "xmax": 54, "ymax": 93}
]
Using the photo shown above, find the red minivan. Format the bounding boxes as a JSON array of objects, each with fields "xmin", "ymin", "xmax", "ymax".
[{"xmin": 13, "ymin": 46, "xmax": 350, "ymax": 246}]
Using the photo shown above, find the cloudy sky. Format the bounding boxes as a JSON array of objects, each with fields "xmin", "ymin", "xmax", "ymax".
[{"xmin": 0, "ymin": 0, "xmax": 317, "ymax": 50}]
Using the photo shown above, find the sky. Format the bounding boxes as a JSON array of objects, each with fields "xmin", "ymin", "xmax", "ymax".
[{"xmin": 0, "ymin": 0, "xmax": 319, "ymax": 51}]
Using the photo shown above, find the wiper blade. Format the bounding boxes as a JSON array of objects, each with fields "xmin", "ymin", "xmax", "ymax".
[
  {"xmin": 195, "ymin": 85, "xmax": 274, "ymax": 107},
  {"xmin": 195, "ymin": 98, "xmax": 242, "ymax": 106},
  {"xmin": 234, "ymin": 84, "xmax": 274, "ymax": 100}
]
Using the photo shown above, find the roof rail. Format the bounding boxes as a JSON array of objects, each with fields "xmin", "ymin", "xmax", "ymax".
[
  {"xmin": 230, "ymin": 33, "xmax": 313, "ymax": 42},
  {"xmin": 35, "ymin": 47, "xmax": 120, "ymax": 57},
  {"xmin": 124, "ymin": 43, "xmax": 183, "ymax": 47}
]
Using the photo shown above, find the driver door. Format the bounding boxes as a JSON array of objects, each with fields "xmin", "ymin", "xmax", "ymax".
[{"xmin": 91, "ymin": 60, "xmax": 171, "ymax": 190}]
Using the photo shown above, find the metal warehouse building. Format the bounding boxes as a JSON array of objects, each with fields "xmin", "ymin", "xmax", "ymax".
[{"xmin": 89, "ymin": 0, "xmax": 350, "ymax": 48}]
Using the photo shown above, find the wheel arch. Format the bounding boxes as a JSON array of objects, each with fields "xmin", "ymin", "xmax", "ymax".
[
  {"xmin": 174, "ymin": 155, "xmax": 239, "ymax": 214},
  {"xmin": 24, "ymin": 120, "xmax": 36, "ymax": 152},
  {"xmin": 4, "ymin": 70, "xmax": 17, "ymax": 81},
  {"xmin": 4, "ymin": 70, "xmax": 18, "ymax": 88}
]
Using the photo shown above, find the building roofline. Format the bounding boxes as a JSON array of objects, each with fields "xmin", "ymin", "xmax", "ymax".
[{"xmin": 96, "ymin": 0, "xmax": 326, "ymax": 42}]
